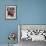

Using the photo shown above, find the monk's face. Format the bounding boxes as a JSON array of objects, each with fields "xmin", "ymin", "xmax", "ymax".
[{"xmin": 7, "ymin": 7, "xmax": 15, "ymax": 16}]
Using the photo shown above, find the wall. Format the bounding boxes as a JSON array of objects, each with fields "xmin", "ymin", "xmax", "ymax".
[
  {"xmin": 19, "ymin": 0, "xmax": 46, "ymax": 24},
  {"xmin": 0, "ymin": 0, "xmax": 46, "ymax": 44},
  {"xmin": 0, "ymin": 0, "xmax": 18, "ymax": 44}
]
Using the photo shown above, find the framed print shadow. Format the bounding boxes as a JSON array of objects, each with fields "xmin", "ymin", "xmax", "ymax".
[{"xmin": 6, "ymin": 5, "xmax": 16, "ymax": 20}]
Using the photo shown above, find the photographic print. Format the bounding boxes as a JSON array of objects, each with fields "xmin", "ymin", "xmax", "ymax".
[
  {"xmin": 6, "ymin": 5, "xmax": 16, "ymax": 20},
  {"xmin": 18, "ymin": 24, "xmax": 46, "ymax": 41}
]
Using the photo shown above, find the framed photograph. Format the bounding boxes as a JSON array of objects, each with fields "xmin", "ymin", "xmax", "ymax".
[
  {"xmin": 6, "ymin": 5, "xmax": 16, "ymax": 20},
  {"xmin": 18, "ymin": 24, "xmax": 46, "ymax": 42}
]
